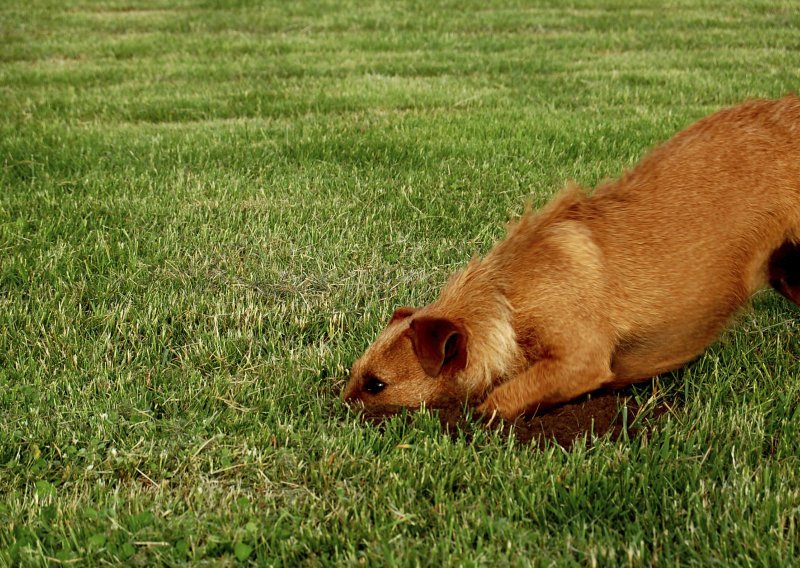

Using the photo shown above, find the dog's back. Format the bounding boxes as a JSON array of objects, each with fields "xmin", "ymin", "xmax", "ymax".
[
  {"xmin": 585, "ymin": 95, "xmax": 800, "ymax": 379},
  {"xmin": 460, "ymin": 95, "xmax": 800, "ymax": 385}
]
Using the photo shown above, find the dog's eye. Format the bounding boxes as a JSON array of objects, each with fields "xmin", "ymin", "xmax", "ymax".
[{"xmin": 363, "ymin": 376, "xmax": 386, "ymax": 395}]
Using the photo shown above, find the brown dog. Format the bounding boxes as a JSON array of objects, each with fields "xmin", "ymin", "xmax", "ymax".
[{"xmin": 343, "ymin": 95, "xmax": 800, "ymax": 420}]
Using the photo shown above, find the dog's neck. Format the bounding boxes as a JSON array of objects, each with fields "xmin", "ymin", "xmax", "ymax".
[
  {"xmin": 429, "ymin": 192, "xmax": 591, "ymax": 397},
  {"xmin": 432, "ymin": 259, "xmax": 524, "ymax": 398}
]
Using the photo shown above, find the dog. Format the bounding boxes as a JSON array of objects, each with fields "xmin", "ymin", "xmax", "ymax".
[{"xmin": 343, "ymin": 95, "xmax": 800, "ymax": 420}]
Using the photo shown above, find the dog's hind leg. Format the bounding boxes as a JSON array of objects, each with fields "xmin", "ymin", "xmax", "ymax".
[{"xmin": 769, "ymin": 240, "xmax": 800, "ymax": 307}]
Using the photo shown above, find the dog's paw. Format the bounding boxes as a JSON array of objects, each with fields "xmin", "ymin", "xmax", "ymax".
[{"xmin": 476, "ymin": 395, "xmax": 518, "ymax": 423}]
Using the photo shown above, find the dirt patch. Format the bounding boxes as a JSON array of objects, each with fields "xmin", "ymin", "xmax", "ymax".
[{"xmin": 358, "ymin": 388, "xmax": 671, "ymax": 449}]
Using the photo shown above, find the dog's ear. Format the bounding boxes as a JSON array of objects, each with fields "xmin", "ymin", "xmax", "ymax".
[
  {"xmin": 408, "ymin": 316, "xmax": 467, "ymax": 377},
  {"xmin": 389, "ymin": 307, "xmax": 418, "ymax": 324}
]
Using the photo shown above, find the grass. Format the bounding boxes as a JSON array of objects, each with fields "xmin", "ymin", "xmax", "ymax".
[{"xmin": 2, "ymin": 0, "xmax": 800, "ymax": 564}]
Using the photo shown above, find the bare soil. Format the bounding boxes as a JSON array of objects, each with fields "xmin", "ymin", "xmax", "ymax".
[{"xmin": 358, "ymin": 388, "xmax": 671, "ymax": 449}]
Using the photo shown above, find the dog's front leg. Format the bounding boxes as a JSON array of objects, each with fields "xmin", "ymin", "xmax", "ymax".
[{"xmin": 477, "ymin": 357, "xmax": 614, "ymax": 420}]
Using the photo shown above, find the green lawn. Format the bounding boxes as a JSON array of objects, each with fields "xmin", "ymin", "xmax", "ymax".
[{"xmin": 2, "ymin": 0, "xmax": 800, "ymax": 564}]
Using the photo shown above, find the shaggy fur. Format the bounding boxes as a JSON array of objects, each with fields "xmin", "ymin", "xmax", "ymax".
[{"xmin": 343, "ymin": 95, "xmax": 800, "ymax": 420}]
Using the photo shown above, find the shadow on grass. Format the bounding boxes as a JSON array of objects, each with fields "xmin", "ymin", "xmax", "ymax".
[{"xmin": 354, "ymin": 387, "xmax": 673, "ymax": 449}]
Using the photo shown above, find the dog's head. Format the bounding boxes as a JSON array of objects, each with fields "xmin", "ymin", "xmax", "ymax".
[{"xmin": 343, "ymin": 307, "xmax": 469, "ymax": 410}]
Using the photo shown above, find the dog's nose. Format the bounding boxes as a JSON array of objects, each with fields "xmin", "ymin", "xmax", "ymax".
[{"xmin": 341, "ymin": 382, "xmax": 359, "ymax": 403}]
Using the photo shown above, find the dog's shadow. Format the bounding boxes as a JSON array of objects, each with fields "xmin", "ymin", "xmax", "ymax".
[{"xmin": 356, "ymin": 387, "xmax": 672, "ymax": 449}]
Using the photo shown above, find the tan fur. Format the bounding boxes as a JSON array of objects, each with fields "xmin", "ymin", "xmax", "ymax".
[{"xmin": 343, "ymin": 95, "xmax": 800, "ymax": 420}]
